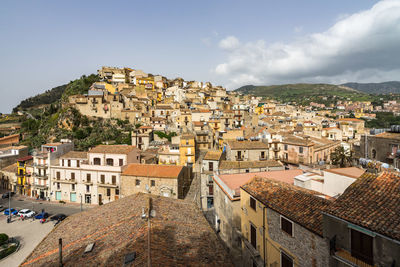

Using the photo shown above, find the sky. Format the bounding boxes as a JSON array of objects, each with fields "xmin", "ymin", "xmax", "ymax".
[{"xmin": 1, "ymin": 0, "xmax": 400, "ymax": 113}]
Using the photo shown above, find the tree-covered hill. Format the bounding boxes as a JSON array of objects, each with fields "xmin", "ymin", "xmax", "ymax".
[{"xmin": 341, "ymin": 81, "xmax": 400, "ymax": 94}]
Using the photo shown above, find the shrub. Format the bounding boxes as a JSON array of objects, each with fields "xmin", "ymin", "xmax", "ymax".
[
  {"xmin": 0, "ymin": 244, "xmax": 17, "ymax": 259},
  {"xmin": 0, "ymin": 234, "xmax": 8, "ymax": 246}
]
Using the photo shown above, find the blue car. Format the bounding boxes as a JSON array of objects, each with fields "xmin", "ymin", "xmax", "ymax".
[
  {"xmin": 4, "ymin": 208, "xmax": 18, "ymax": 216},
  {"xmin": 35, "ymin": 212, "xmax": 49, "ymax": 219}
]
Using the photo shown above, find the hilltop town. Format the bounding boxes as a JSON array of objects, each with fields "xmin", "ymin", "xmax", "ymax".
[{"xmin": 0, "ymin": 66, "xmax": 400, "ymax": 266}]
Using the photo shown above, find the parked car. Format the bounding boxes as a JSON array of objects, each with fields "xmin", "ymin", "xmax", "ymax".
[
  {"xmin": 4, "ymin": 208, "xmax": 18, "ymax": 215},
  {"xmin": 35, "ymin": 212, "xmax": 49, "ymax": 219},
  {"xmin": 50, "ymin": 214, "xmax": 67, "ymax": 222},
  {"xmin": 18, "ymin": 209, "xmax": 36, "ymax": 218},
  {"xmin": 1, "ymin": 192, "xmax": 15, "ymax": 199}
]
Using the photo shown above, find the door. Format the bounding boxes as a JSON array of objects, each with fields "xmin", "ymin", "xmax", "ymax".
[
  {"xmin": 250, "ymin": 224, "xmax": 257, "ymax": 249},
  {"xmin": 70, "ymin": 192, "xmax": 76, "ymax": 202},
  {"xmin": 98, "ymin": 194, "xmax": 102, "ymax": 204},
  {"xmin": 85, "ymin": 194, "xmax": 91, "ymax": 204},
  {"xmin": 55, "ymin": 191, "xmax": 61, "ymax": 200}
]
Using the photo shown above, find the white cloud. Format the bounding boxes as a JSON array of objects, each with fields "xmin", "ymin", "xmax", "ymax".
[
  {"xmin": 218, "ymin": 36, "xmax": 240, "ymax": 51},
  {"xmin": 215, "ymin": 0, "xmax": 400, "ymax": 89}
]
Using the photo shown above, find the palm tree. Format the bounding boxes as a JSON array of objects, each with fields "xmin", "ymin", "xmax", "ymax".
[{"xmin": 330, "ymin": 146, "xmax": 353, "ymax": 167}]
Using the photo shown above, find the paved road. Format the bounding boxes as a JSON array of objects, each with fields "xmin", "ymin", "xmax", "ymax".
[{"xmin": 0, "ymin": 215, "xmax": 53, "ymax": 267}]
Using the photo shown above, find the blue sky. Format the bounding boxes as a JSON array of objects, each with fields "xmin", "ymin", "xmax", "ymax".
[{"xmin": 2, "ymin": 0, "xmax": 399, "ymax": 113}]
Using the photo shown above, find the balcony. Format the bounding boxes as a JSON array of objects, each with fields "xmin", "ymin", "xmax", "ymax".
[
  {"xmin": 34, "ymin": 173, "xmax": 48, "ymax": 180},
  {"xmin": 33, "ymin": 163, "xmax": 47, "ymax": 169},
  {"xmin": 98, "ymin": 182, "xmax": 118, "ymax": 188},
  {"xmin": 333, "ymin": 249, "xmax": 373, "ymax": 267},
  {"xmin": 186, "ymin": 151, "xmax": 194, "ymax": 156},
  {"xmin": 53, "ymin": 178, "xmax": 77, "ymax": 184},
  {"xmin": 235, "ymin": 155, "xmax": 244, "ymax": 161},
  {"xmin": 33, "ymin": 183, "xmax": 48, "ymax": 189},
  {"xmin": 259, "ymin": 156, "xmax": 268, "ymax": 161},
  {"xmin": 273, "ymin": 147, "xmax": 280, "ymax": 152}
]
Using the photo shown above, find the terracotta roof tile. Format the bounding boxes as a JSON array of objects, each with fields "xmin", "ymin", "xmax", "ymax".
[
  {"xmin": 122, "ymin": 163, "xmax": 184, "ymax": 178},
  {"xmin": 60, "ymin": 151, "xmax": 88, "ymax": 159},
  {"xmin": 90, "ymin": 145, "xmax": 137, "ymax": 155},
  {"xmin": 325, "ymin": 172, "xmax": 400, "ymax": 240},
  {"xmin": 242, "ymin": 177, "xmax": 332, "ymax": 236},
  {"xmin": 227, "ymin": 140, "xmax": 269, "ymax": 150},
  {"xmin": 324, "ymin": 167, "xmax": 365, "ymax": 179},
  {"xmin": 21, "ymin": 193, "xmax": 233, "ymax": 267},
  {"xmin": 204, "ymin": 151, "xmax": 222, "ymax": 161}
]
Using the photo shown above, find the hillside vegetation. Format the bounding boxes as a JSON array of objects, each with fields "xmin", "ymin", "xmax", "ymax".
[
  {"xmin": 341, "ymin": 81, "xmax": 400, "ymax": 94},
  {"xmin": 235, "ymin": 83, "xmax": 370, "ymax": 105}
]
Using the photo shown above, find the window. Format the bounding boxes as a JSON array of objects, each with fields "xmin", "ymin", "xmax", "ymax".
[
  {"xmin": 209, "ymin": 162, "xmax": 214, "ymax": 171},
  {"xmin": 107, "ymin": 188, "xmax": 111, "ymax": 197},
  {"xmin": 106, "ymin": 158, "xmax": 114, "ymax": 166},
  {"xmin": 261, "ymin": 151, "xmax": 265, "ymax": 158},
  {"xmin": 68, "ymin": 160, "xmax": 71, "ymax": 167},
  {"xmin": 119, "ymin": 159, "xmax": 123, "ymax": 166},
  {"xmin": 207, "ymin": 197, "xmax": 214, "ymax": 209},
  {"xmin": 151, "ymin": 180, "xmax": 155, "ymax": 187},
  {"xmin": 86, "ymin": 185, "xmax": 90, "ymax": 192},
  {"xmin": 284, "ymin": 144, "xmax": 288, "ymax": 151},
  {"xmin": 94, "ymin": 158, "xmax": 101, "ymax": 165},
  {"xmin": 57, "ymin": 183, "xmax": 60, "ymax": 190},
  {"xmin": 250, "ymin": 196, "xmax": 256, "ymax": 211},
  {"xmin": 372, "ymin": 149, "xmax": 376, "ymax": 159},
  {"xmin": 56, "ymin": 172, "xmax": 60, "ymax": 179},
  {"xmin": 281, "ymin": 216, "xmax": 293, "ymax": 236},
  {"xmin": 71, "ymin": 173, "xmax": 75, "ymax": 180},
  {"xmin": 115, "ymin": 189, "xmax": 119, "ymax": 195},
  {"xmin": 135, "ymin": 179, "xmax": 140, "ymax": 186},
  {"xmin": 87, "ymin": 173, "xmax": 91, "ymax": 182},
  {"xmin": 77, "ymin": 160, "xmax": 80, "ymax": 168},
  {"xmin": 100, "ymin": 175, "xmax": 105, "ymax": 184},
  {"xmin": 71, "ymin": 184, "xmax": 75, "ymax": 191},
  {"xmin": 299, "ymin": 146, "xmax": 303, "ymax": 154},
  {"xmin": 281, "ymin": 251, "xmax": 293, "ymax": 267},
  {"xmin": 112, "ymin": 176, "xmax": 116, "ymax": 185},
  {"xmin": 62, "ymin": 159, "xmax": 64, "ymax": 167},
  {"xmin": 351, "ymin": 229, "xmax": 373, "ymax": 265}
]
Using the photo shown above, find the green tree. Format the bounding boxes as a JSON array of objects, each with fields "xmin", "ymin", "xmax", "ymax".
[{"xmin": 331, "ymin": 146, "xmax": 353, "ymax": 167}]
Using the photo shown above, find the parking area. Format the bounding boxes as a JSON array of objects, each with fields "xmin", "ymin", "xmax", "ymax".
[
  {"xmin": 0, "ymin": 214, "xmax": 54, "ymax": 266},
  {"xmin": 0, "ymin": 195, "xmax": 91, "ymax": 266}
]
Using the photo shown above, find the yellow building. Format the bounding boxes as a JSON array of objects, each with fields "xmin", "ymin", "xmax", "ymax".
[
  {"xmin": 240, "ymin": 177, "xmax": 331, "ymax": 267},
  {"xmin": 16, "ymin": 156, "xmax": 33, "ymax": 196},
  {"xmin": 255, "ymin": 103, "xmax": 264, "ymax": 115},
  {"xmin": 136, "ymin": 77, "xmax": 155, "ymax": 90},
  {"xmin": 179, "ymin": 134, "xmax": 195, "ymax": 168}
]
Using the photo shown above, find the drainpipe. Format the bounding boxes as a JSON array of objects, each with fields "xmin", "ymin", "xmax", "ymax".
[{"xmin": 263, "ymin": 206, "xmax": 266, "ymax": 267}]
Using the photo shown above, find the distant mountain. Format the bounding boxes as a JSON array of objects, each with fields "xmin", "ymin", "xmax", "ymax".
[
  {"xmin": 235, "ymin": 83, "xmax": 365, "ymax": 103},
  {"xmin": 340, "ymin": 81, "xmax": 400, "ymax": 94}
]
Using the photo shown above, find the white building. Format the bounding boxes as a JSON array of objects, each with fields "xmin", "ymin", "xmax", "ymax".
[{"xmin": 50, "ymin": 145, "xmax": 140, "ymax": 205}]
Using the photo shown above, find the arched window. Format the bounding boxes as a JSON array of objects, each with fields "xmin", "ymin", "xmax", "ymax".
[
  {"xmin": 372, "ymin": 149, "xmax": 376, "ymax": 159},
  {"xmin": 93, "ymin": 158, "xmax": 101, "ymax": 165}
]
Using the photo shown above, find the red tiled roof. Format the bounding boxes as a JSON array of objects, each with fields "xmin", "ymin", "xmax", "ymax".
[
  {"xmin": 123, "ymin": 163, "xmax": 184, "ymax": 178},
  {"xmin": 242, "ymin": 177, "xmax": 332, "ymax": 236},
  {"xmin": 21, "ymin": 193, "xmax": 233, "ymax": 266},
  {"xmin": 90, "ymin": 145, "xmax": 137, "ymax": 155},
  {"xmin": 326, "ymin": 172, "xmax": 400, "ymax": 240},
  {"xmin": 17, "ymin": 155, "xmax": 33, "ymax": 162}
]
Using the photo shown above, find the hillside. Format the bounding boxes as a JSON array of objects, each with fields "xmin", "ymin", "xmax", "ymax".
[
  {"xmin": 341, "ymin": 81, "xmax": 400, "ymax": 94},
  {"xmin": 235, "ymin": 83, "xmax": 369, "ymax": 105},
  {"xmin": 12, "ymin": 74, "xmax": 99, "ymax": 113}
]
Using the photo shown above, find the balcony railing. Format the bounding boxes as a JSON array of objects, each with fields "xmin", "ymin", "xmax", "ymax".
[
  {"xmin": 259, "ymin": 156, "xmax": 268, "ymax": 161},
  {"xmin": 235, "ymin": 155, "xmax": 244, "ymax": 161},
  {"xmin": 333, "ymin": 249, "xmax": 373, "ymax": 267}
]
